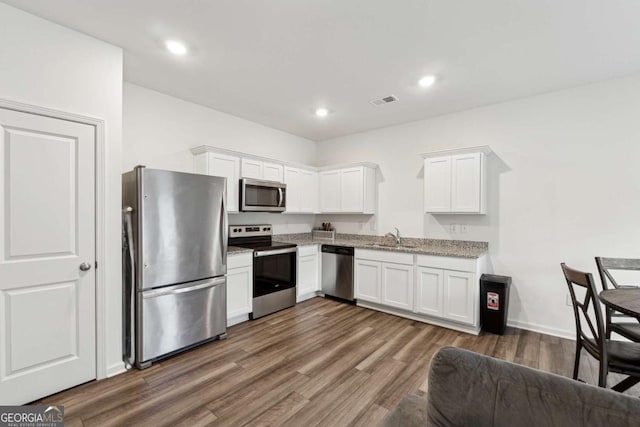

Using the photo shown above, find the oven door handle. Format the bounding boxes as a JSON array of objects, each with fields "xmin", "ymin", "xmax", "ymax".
[{"xmin": 254, "ymin": 247, "xmax": 297, "ymax": 257}]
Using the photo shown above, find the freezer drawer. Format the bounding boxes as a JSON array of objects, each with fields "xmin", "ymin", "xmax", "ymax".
[{"xmin": 138, "ymin": 277, "xmax": 226, "ymax": 365}]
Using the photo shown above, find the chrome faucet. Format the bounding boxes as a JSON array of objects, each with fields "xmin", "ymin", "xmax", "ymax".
[{"xmin": 385, "ymin": 227, "xmax": 402, "ymax": 245}]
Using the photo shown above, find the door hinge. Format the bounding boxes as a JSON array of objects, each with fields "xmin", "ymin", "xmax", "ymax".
[{"xmin": 95, "ymin": 261, "xmax": 98, "ymax": 269}]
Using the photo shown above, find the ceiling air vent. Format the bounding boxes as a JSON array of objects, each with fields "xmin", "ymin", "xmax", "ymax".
[{"xmin": 369, "ymin": 95, "xmax": 399, "ymax": 106}]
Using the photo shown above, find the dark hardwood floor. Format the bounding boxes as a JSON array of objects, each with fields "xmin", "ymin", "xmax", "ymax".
[{"xmin": 36, "ymin": 297, "xmax": 626, "ymax": 426}]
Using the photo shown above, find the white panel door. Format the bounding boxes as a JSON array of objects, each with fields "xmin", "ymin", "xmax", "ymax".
[
  {"xmin": 298, "ymin": 253, "xmax": 319, "ymax": 296},
  {"xmin": 340, "ymin": 167, "xmax": 364, "ymax": 213},
  {"xmin": 263, "ymin": 162, "xmax": 283, "ymax": 183},
  {"xmin": 300, "ymin": 170, "xmax": 318, "ymax": 213},
  {"xmin": 424, "ymin": 156, "xmax": 452, "ymax": 213},
  {"xmin": 284, "ymin": 167, "xmax": 300, "ymax": 212},
  {"xmin": 355, "ymin": 259, "xmax": 381, "ymax": 303},
  {"xmin": 451, "ymin": 153, "xmax": 481, "ymax": 213},
  {"xmin": 226, "ymin": 265, "xmax": 252, "ymax": 319},
  {"xmin": 416, "ymin": 267, "xmax": 444, "ymax": 317},
  {"xmin": 443, "ymin": 271, "xmax": 475, "ymax": 325},
  {"xmin": 241, "ymin": 158, "xmax": 264, "ymax": 179},
  {"xmin": 0, "ymin": 108, "xmax": 96, "ymax": 404},
  {"xmin": 319, "ymin": 170, "xmax": 341, "ymax": 212},
  {"xmin": 381, "ymin": 262, "xmax": 414, "ymax": 311},
  {"xmin": 206, "ymin": 152, "xmax": 241, "ymax": 212}
]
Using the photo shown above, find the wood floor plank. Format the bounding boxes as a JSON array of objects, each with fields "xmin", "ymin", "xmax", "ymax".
[{"xmin": 35, "ymin": 297, "xmax": 594, "ymax": 427}]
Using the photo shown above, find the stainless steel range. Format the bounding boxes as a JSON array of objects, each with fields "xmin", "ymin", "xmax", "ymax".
[{"xmin": 229, "ymin": 225, "xmax": 297, "ymax": 319}]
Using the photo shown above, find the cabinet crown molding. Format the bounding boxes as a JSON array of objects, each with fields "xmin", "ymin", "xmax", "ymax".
[
  {"xmin": 191, "ymin": 144, "xmax": 378, "ymax": 172},
  {"xmin": 420, "ymin": 145, "xmax": 492, "ymax": 159}
]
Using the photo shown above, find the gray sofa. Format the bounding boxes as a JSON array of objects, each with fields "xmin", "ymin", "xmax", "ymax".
[{"xmin": 383, "ymin": 346, "xmax": 640, "ymax": 427}]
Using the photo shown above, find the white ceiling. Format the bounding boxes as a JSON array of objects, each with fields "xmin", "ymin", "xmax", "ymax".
[{"xmin": 4, "ymin": 0, "xmax": 640, "ymax": 141}]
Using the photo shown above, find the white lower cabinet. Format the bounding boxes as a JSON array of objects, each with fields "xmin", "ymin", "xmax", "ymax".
[
  {"xmin": 416, "ymin": 267, "xmax": 444, "ymax": 317},
  {"xmin": 381, "ymin": 262, "xmax": 414, "ymax": 311},
  {"xmin": 297, "ymin": 245, "xmax": 320, "ymax": 299},
  {"xmin": 226, "ymin": 252, "xmax": 253, "ymax": 325},
  {"xmin": 355, "ymin": 250, "xmax": 414, "ymax": 309},
  {"xmin": 355, "ymin": 259, "xmax": 382, "ymax": 303},
  {"xmin": 355, "ymin": 249, "xmax": 485, "ymax": 334},
  {"xmin": 442, "ymin": 270, "xmax": 475, "ymax": 325}
]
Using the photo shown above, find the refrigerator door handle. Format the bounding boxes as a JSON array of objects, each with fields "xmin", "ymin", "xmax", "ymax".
[
  {"xmin": 221, "ymin": 193, "xmax": 228, "ymax": 267},
  {"xmin": 143, "ymin": 276, "xmax": 226, "ymax": 299},
  {"xmin": 122, "ymin": 206, "xmax": 136, "ymax": 367}
]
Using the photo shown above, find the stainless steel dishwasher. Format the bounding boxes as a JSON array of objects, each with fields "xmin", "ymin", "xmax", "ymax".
[{"xmin": 321, "ymin": 245, "xmax": 355, "ymax": 301}]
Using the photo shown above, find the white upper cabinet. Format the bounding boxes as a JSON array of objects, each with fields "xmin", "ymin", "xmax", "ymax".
[
  {"xmin": 284, "ymin": 167, "xmax": 317, "ymax": 214},
  {"xmin": 319, "ymin": 165, "xmax": 377, "ymax": 214},
  {"xmin": 241, "ymin": 158, "xmax": 284, "ymax": 182},
  {"xmin": 193, "ymin": 151, "xmax": 241, "ymax": 212},
  {"xmin": 424, "ymin": 156, "xmax": 451, "ymax": 213},
  {"xmin": 191, "ymin": 146, "xmax": 376, "ymax": 214},
  {"xmin": 451, "ymin": 153, "xmax": 481, "ymax": 212},
  {"xmin": 319, "ymin": 170, "xmax": 342, "ymax": 212},
  {"xmin": 422, "ymin": 146, "xmax": 490, "ymax": 214},
  {"xmin": 263, "ymin": 161, "xmax": 284, "ymax": 182},
  {"xmin": 241, "ymin": 158, "xmax": 264, "ymax": 180},
  {"xmin": 300, "ymin": 170, "xmax": 318, "ymax": 213}
]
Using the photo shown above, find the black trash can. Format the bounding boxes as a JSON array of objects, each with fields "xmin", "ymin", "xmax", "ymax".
[{"xmin": 480, "ymin": 274, "xmax": 512, "ymax": 335}]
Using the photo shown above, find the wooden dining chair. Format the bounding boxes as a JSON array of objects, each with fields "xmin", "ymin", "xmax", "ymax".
[
  {"xmin": 595, "ymin": 257, "xmax": 640, "ymax": 342},
  {"xmin": 561, "ymin": 263, "xmax": 640, "ymax": 391}
]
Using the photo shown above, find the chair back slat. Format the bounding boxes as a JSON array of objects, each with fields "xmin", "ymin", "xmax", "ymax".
[
  {"xmin": 596, "ymin": 257, "xmax": 640, "ymax": 290},
  {"xmin": 561, "ymin": 263, "xmax": 606, "ymax": 357}
]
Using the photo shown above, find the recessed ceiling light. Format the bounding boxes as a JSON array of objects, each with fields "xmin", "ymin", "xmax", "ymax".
[
  {"xmin": 165, "ymin": 40, "xmax": 187, "ymax": 55},
  {"xmin": 315, "ymin": 108, "xmax": 329, "ymax": 118},
  {"xmin": 418, "ymin": 75, "xmax": 436, "ymax": 88}
]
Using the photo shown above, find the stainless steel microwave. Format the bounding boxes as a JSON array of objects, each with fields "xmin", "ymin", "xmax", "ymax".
[{"xmin": 240, "ymin": 178, "xmax": 286, "ymax": 212}]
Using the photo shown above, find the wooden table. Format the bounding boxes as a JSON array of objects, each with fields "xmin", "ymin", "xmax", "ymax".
[
  {"xmin": 599, "ymin": 288, "xmax": 640, "ymax": 392},
  {"xmin": 600, "ymin": 288, "xmax": 640, "ymax": 319}
]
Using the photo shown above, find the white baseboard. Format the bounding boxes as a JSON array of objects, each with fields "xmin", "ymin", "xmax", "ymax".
[
  {"xmin": 106, "ymin": 362, "xmax": 127, "ymax": 378},
  {"xmin": 357, "ymin": 300, "xmax": 481, "ymax": 336},
  {"xmin": 507, "ymin": 319, "xmax": 574, "ymax": 340},
  {"xmin": 227, "ymin": 313, "xmax": 249, "ymax": 327},
  {"xmin": 296, "ymin": 291, "xmax": 319, "ymax": 303}
]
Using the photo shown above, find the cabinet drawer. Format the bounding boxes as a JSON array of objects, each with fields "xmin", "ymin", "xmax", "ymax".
[
  {"xmin": 297, "ymin": 244, "xmax": 319, "ymax": 257},
  {"xmin": 228, "ymin": 252, "xmax": 253, "ymax": 269},
  {"xmin": 355, "ymin": 249, "xmax": 414, "ymax": 265},
  {"xmin": 416, "ymin": 254, "xmax": 477, "ymax": 272}
]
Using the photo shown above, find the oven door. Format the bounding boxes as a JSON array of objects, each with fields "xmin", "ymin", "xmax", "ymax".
[
  {"xmin": 240, "ymin": 178, "xmax": 286, "ymax": 212},
  {"xmin": 253, "ymin": 247, "xmax": 296, "ymax": 297}
]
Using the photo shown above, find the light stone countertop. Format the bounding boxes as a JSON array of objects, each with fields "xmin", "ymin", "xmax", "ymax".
[{"xmin": 274, "ymin": 233, "xmax": 488, "ymax": 259}]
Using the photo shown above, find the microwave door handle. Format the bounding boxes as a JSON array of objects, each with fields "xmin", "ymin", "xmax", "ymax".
[{"xmin": 278, "ymin": 187, "xmax": 284, "ymax": 207}]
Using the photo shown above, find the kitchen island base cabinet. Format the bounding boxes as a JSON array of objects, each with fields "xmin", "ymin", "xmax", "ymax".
[
  {"xmin": 297, "ymin": 245, "xmax": 320, "ymax": 302},
  {"xmin": 226, "ymin": 252, "xmax": 253, "ymax": 326}
]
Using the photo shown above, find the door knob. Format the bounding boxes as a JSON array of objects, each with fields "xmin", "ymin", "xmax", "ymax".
[{"xmin": 79, "ymin": 262, "xmax": 92, "ymax": 271}]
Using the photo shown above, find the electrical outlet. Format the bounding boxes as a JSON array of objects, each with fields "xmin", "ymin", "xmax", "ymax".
[
  {"xmin": 450, "ymin": 224, "xmax": 458, "ymax": 233},
  {"xmin": 566, "ymin": 294, "xmax": 572, "ymax": 306},
  {"xmin": 460, "ymin": 224, "xmax": 468, "ymax": 234}
]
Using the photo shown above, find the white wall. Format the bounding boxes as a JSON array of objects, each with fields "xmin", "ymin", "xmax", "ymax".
[
  {"xmin": 123, "ymin": 83, "xmax": 317, "ymax": 234},
  {"xmin": 0, "ymin": 4, "xmax": 124, "ymax": 374},
  {"xmin": 317, "ymin": 74, "xmax": 640, "ymax": 338}
]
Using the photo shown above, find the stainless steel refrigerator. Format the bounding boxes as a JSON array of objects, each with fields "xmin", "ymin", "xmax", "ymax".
[{"xmin": 122, "ymin": 166, "xmax": 228, "ymax": 369}]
